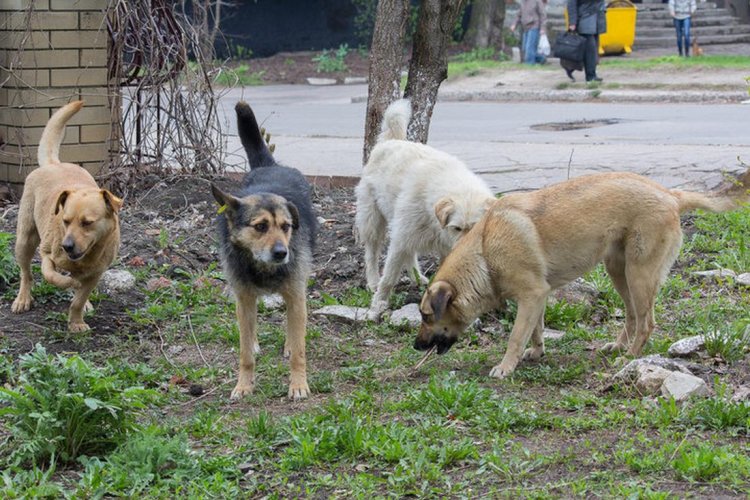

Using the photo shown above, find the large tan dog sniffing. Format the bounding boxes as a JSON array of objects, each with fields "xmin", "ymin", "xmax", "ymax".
[
  {"xmin": 355, "ymin": 99, "xmax": 494, "ymax": 317},
  {"xmin": 415, "ymin": 170, "xmax": 750, "ymax": 378},
  {"xmin": 12, "ymin": 101, "xmax": 122, "ymax": 332}
]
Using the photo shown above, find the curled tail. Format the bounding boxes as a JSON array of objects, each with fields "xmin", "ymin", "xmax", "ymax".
[
  {"xmin": 38, "ymin": 100, "xmax": 84, "ymax": 167},
  {"xmin": 236, "ymin": 101, "xmax": 276, "ymax": 168},
  {"xmin": 673, "ymin": 168, "xmax": 750, "ymax": 213},
  {"xmin": 377, "ymin": 98, "xmax": 411, "ymax": 143}
]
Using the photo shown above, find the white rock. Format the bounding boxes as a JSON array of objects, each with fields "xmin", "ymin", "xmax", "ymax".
[
  {"xmin": 736, "ymin": 273, "xmax": 750, "ymax": 286},
  {"xmin": 667, "ymin": 335, "xmax": 705, "ymax": 358},
  {"xmin": 551, "ymin": 278, "xmax": 599, "ymax": 306},
  {"xmin": 614, "ymin": 354, "xmax": 692, "ymax": 381},
  {"xmin": 344, "ymin": 76, "xmax": 367, "ymax": 85},
  {"xmin": 388, "ymin": 303, "xmax": 422, "ymax": 327},
  {"xmin": 543, "ymin": 328, "xmax": 565, "ymax": 340},
  {"xmin": 306, "ymin": 77, "xmax": 336, "ymax": 86},
  {"xmin": 661, "ymin": 372, "xmax": 709, "ymax": 401},
  {"xmin": 731, "ymin": 385, "xmax": 750, "ymax": 402},
  {"xmin": 99, "ymin": 269, "xmax": 136, "ymax": 294},
  {"xmin": 313, "ymin": 305, "xmax": 377, "ymax": 322},
  {"xmin": 692, "ymin": 268, "xmax": 736, "ymax": 280},
  {"xmin": 634, "ymin": 364, "xmax": 673, "ymax": 395},
  {"xmin": 261, "ymin": 294, "xmax": 284, "ymax": 310}
]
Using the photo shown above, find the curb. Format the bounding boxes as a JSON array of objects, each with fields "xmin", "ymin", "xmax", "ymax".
[{"xmin": 350, "ymin": 89, "xmax": 746, "ymax": 104}]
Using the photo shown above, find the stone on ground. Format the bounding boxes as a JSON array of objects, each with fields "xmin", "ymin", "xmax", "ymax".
[
  {"xmin": 736, "ymin": 273, "xmax": 750, "ymax": 286},
  {"xmin": 634, "ymin": 364, "xmax": 674, "ymax": 395},
  {"xmin": 543, "ymin": 328, "xmax": 565, "ymax": 340},
  {"xmin": 667, "ymin": 335, "xmax": 705, "ymax": 358},
  {"xmin": 388, "ymin": 303, "xmax": 422, "ymax": 327},
  {"xmin": 692, "ymin": 268, "xmax": 736, "ymax": 280},
  {"xmin": 614, "ymin": 354, "xmax": 693, "ymax": 381},
  {"xmin": 313, "ymin": 305, "xmax": 377, "ymax": 322},
  {"xmin": 262, "ymin": 294, "xmax": 284, "ymax": 310},
  {"xmin": 661, "ymin": 372, "xmax": 709, "ymax": 401},
  {"xmin": 99, "ymin": 269, "xmax": 136, "ymax": 293}
]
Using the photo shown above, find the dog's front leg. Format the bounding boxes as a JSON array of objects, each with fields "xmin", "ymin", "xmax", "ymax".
[
  {"xmin": 522, "ymin": 308, "xmax": 546, "ymax": 361},
  {"xmin": 282, "ymin": 287, "xmax": 309, "ymax": 400},
  {"xmin": 490, "ymin": 296, "xmax": 547, "ymax": 379},
  {"xmin": 231, "ymin": 289, "xmax": 258, "ymax": 400},
  {"xmin": 41, "ymin": 256, "xmax": 80, "ymax": 290},
  {"xmin": 68, "ymin": 279, "xmax": 97, "ymax": 332}
]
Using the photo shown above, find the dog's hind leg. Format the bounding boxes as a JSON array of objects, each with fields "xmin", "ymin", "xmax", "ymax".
[
  {"xmin": 624, "ymin": 230, "xmax": 682, "ymax": 356},
  {"xmin": 491, "ymin": 293, "xmax": 548, "ymax": 378},
  {"xmin": 600, "ymin": 252, "xmax": 637, "ymax": 353},
  {"xmin": 282, "ymin": 283, "xmax": 310, "ymax": 400},
  {"xmin": 11, "ymin": 219, "xmax": 40, "ymax": 313},
  {"xmin": 231, "ymin": 287, "xmax": 258, "ymax": 399},
  {"xmin": 355, "ymin": 184, "xmax": 387, "ymax": 291}
]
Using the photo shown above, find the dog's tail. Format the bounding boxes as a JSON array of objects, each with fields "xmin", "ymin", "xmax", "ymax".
[
  {"xmin": 38, "ymin": 100, "xmax": 84, "ymax": 167},
  {"xmin": 673, "ymin": 167, "xmax": 750, "ymax": 214},
  {"xmin": 377, "ymin": 98, "xmax": 411, "ymax": 143},
  {"xmin": 236, "ymin": 101, "xmax": 276, "ymax": 168}
]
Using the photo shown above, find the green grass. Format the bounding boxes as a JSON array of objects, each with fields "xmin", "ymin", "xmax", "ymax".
[
  {"xmin": 1, "ymin": 207, "xmax": 749, "ymax": 497},
  {"xmin": 213, "ymin": 64, "xmax": 266, "ymax": 86},
  {"xmin": 600, "ymin": 54, "xmax": 750, "ymax": 70}
]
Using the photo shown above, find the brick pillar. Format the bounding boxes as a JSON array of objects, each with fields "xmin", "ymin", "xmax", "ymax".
[{"xmin": 0, "ymin": 0, "xmax": 112, "ymax": 186}]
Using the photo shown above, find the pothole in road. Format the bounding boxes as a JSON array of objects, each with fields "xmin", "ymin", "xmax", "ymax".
[{"xmin": 531, "ymin": 118, "xmax": 622, "ymax": 131}]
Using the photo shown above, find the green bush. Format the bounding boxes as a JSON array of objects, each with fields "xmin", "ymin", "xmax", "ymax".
[
  {"xmin": 313, "ymin": 44, "xmax": 349, "ymax": 73},
  {"xmin": 0, "ymin": 345, "xmax": 158, "ymax": 466},
  {"xmin": 0, "ymin": 232, "xmax": 17, "ymax": 290}
]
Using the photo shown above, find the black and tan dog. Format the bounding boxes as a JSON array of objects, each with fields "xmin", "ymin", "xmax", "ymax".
[
  {"xmin": 12, "ymin": 101, "xmax": 122, "ymax": 331},
  {"xmin": 416, "ymin": 169, "xmax": 750, "ymax": 378},
  {"xmin": 212, "ymin": 102, "xmax": 317, "ymax": 400}
]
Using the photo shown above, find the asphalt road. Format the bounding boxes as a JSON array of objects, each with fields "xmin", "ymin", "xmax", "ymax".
[{"xmin": 220, "ymin": 84, "xmax": 750, "ymax": 193}]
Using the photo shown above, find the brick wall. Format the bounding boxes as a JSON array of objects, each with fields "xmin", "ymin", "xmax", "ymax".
[{"xmin": 0, "ymin": 0, "xmax": 112, "ymax": 185}]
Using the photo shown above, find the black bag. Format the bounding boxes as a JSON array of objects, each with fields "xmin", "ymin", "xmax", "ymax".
[{"xmin": 553, "ymin": 31, "xmax": 586, "ymax": 63}]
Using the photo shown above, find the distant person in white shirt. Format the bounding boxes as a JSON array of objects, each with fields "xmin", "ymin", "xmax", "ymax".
[{"xmin": 668, "ymin": 0, "xmax": 697, "ymax": 56}]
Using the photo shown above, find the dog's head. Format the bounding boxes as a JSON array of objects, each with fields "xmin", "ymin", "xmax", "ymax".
[
  {"xmin": 55, "ymin": 188, "xmax": 122, "ymax": 261},
  {"xmin": 414, "ymin": 280, "xmax": 469, "ymax": 354},
  {"xmin": 434, "ymin": 196, "xmax": 493, "ymax": 244},
  {"xmin": 212, "ymin": 184, "xmax": 298, "ymax": 266}
]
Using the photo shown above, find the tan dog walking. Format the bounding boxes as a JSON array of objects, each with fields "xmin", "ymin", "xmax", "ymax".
[
  {"xmin": 12, "ymin": 101, "xmax": 122, "ymax": 332},
  {"xmin": 416, "ymin": 170, "xmax": 750, "ymax": 378}
]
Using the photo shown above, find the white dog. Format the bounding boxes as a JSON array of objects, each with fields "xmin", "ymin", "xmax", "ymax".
[{"xmin": 355, "ymin": 99, "xmax": 495, "ymax": 316}]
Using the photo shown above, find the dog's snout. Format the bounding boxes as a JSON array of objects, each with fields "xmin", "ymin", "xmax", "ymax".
[
  {"xmin": 62, "ymin": 238, "xmax": 75, "ymax": 254},
  {"xmin": 271, "ymin": 242, "xmax": 288, "ymax": 262}
]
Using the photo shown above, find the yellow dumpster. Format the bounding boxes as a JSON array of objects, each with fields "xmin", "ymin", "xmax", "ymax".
[
  {"xmin": 563, "ymin": 0, "xmax": 638, "ymax": 56},
  {"xmin": 599, "ymin": 0, "xmax": 637, "ymax": 55}
]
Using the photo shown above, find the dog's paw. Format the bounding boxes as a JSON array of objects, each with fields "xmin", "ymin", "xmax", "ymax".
[
  {"xmin": 83, "ymin": 300, "xmax": 94, "ymax": 314},
  {"xmin": 489, "ymin": 363, "xmax": 515, "ymax": 379},
  {"xmin": 230, "ymin": 382, "xmax": 255, "ymax": 400},
  {"xmin": 68, "ymin": 321, "xmax": 91, "ymax": 333},
  {"xmin": 288, "ymin": 380, "xmax": 310, "ymax": 400},
  {"xmin": 600, "ymin": 341, "xmax": 626, "ymax": 354},
  {"xmin": 11, "ymin": 295, "xmax": 32, "ymax": 313},
  {"xmin": 522, "ymin": 347, "xmax": 545, "ymax": 361},
  {"xmin": 367, "ymin": 300, "xmax": 388, "ymax": 320}
]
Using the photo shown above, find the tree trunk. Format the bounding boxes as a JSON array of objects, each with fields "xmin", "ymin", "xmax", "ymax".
[
  {"xmin": 404, "ymin": 0, "xmax": 466, "ymax": 144},
  {"xmin": 488, "ymin": 0, "xmax": 506, "ymax": 50},
  {"xmin": 362, "ymin": 0, "xmax": 409, "ymax": 164},
  {"xmin": 465, "ymin": 0, "xmax": 506, "ymax": 49},
  {"xmin": 465, "ymin": 0, "xmax": 493, "ymax": 48}
]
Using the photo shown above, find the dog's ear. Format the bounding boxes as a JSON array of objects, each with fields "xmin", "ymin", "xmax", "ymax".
[
  {"xmin": 434, "ymin": 197, "xmax": 455, "ymax": 228},
  {"xmin": 211, "ymin": 184, "xmax": 239, "ymax": 213},
  {"xmin": 420, "ymin": 281, "xmax": 454, "ymax": 322},
  {"xmin": 286, "ymin": 201, "xmax": 300, "ymax": 230},
  {"xmin": 101, "ymin": 190, "xmax": 123, "ymax": 213},
  {"xmin": 55, "ymin": 190, "xmax": 70, "ymax": 215}
]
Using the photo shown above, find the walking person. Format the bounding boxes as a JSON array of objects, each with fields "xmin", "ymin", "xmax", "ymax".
[
  {"xmin": 669, "ymin": 0, "xmax": 697, "ymax": 56},
  {"xmin": 567, "ymin": 0, "xmax": 606, "ymax": 82},
  {"xmin": 511, "ymin": 0, "xmax": 548, "ymax": 65}
]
